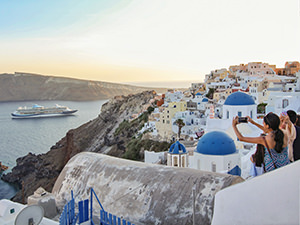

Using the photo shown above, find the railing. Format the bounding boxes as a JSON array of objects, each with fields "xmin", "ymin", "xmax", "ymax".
[
  {"xmin": 59, "ymin": 191, "xmax": 78, "ymax": 225},
  {"xmin": 59, "ymin": 188, "xmax": 135, "ymax": 225}
]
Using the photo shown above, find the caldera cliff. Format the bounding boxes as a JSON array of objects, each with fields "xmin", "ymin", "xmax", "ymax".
[{"xmin": 2, "ymin": 91, "xmax": 170, "ymax": 202}]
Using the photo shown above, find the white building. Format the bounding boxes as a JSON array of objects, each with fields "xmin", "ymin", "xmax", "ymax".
[
  {"xmin": 139, "ymin": 121, "xmax": 158, "ymax": 136},
  {"xmin": 190, "ymin": 93, "xmax": 210, "ymax": 111},
  {"xmin": 206, "ymin": 82, "xmax": 232, "ymax": 91},
  {"xmin": 172, "ymin": 111, "xmax": 205, "ymax": 139},
  {"xmin": 266, "ymin": 92, "xmax": 300, "ymax": 114},
  {"xmin": 222, "ymin": 91, "xmax": 257, "ymax": 120},
  {"xmin": 164, "ymin": 91, "xmax": 184, "ymax": 103},
  {"xmin": 144, "ymin": 150, "xmax": 166, "ymax": 164},
  {"xmin": 189, "ymin": 131, "xmax": 241, "ymax": 175}
]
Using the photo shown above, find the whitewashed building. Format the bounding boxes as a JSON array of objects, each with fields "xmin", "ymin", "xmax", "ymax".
[
  {"xmin": 266, "ymin": 92, "xmax": 300, "ymax": 114},
  {"xmin": 172, "ymin": 111, "xmax": 205, "ymax": 139},
  {"xmin": 164, "ymin": 91, "xmax": 184, "ymax": 103},
  {"xmin": 222, "ymin": 91, "xmax": 257, "ymax": 120},
  {"xmin": 189, "ymin": 131, "xmax": 241, "ymax": 175}
]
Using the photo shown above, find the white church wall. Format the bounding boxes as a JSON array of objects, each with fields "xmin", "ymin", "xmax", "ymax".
[
  {"xmin": 144, "ymin": 151, "xmax": 166, "ymax": 164},
  {"xmin": 222, "ymin": 105, "xmax": 257, "ymax": 120},
  {"xmin": 212, "ymin": 161, "xmax": 300, "ymax": 225},
  {"xmin": 206, "ymin": 119, "xmax": 231, "ymax": 133},
  {"xmin": 190, "ymin": 153, "xmax": 240, "ymax": 173}
]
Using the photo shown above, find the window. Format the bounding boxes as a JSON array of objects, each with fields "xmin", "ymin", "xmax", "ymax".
[
  {"xmin": 173, "ymin": 157, "xmax": 178, "ymax": 167},
  {"xmin": 282, "ymin": 99, "xmax": 289, "ymax": 108},
  {"xmin": 182, "ymin": 156, "xmax": 185, "ymax": 167},
  {"xmin": 238, "ymin": 111, "xmax": 242, "ymax": 117},
  {"xmin": 227, "ymin": 162, "xmax": 231, "ymax": 170},
  {"xmin": 227, "ymin": 111, "xmax": 229, "ymax": 119},
  {"xmin": 212, "ymin": 162, "xmax": 216, "ymax": 172},
  {"xmin": 250, "ymin": 110, "xmax": 253, "ymax": 118}
]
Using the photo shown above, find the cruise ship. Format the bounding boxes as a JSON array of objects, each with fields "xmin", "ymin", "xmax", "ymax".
[{"xmin": 11, "ymin": 104, "xmax": 78, "ymax": 118}]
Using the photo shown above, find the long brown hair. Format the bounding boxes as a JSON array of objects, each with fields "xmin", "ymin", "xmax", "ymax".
[{"xmin": 264, "ymin": 113, "xmax": 284, "ymax": 153}]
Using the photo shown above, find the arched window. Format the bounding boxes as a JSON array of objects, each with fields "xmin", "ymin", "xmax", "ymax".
[
  {"xmin": 282, "ymin": 99, "xmax": 289, "ymax": 108},
  {"xmin": 181, "ymin": 156, "xmax": 185, "ymax": 167},
  {"xmin": 173, "ymin": 156, "xmax": 178, "ymax": 167},
  {"xmin": 227, "ymin": 110, "xmax": 229, "ymax": 119}
]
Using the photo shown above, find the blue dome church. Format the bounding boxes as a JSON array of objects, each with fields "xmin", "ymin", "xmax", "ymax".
[
  {"xmin": 191, "ymin": 131, "xmax": 241, "ymax": 175},
  {"xmin": 167, "ymin": 141, "xmax": 188, "ymax": 168},
  {"xmin": 222, "ymin": 91, "xmax": 257, "ymax": 120}
]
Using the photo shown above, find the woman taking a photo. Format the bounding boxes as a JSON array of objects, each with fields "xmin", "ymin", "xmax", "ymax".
[{"xmin": 232, "ymin": 112, "xmax": 290, "ymax": 172}]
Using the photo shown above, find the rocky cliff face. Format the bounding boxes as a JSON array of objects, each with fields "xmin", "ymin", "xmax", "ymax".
[
  {"xmin": 0, "ymin": 72, "xmax": 168, "ymax": 101},
  {"xmin": 2, "ymin": 91, "xmax": 170, "ymax": 203}
]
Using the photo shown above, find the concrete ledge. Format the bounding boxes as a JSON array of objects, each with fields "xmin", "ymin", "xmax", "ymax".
[
  {"xmin": 53, "ymin": 152, "xmax": 244, "ymax": 225},
  {"xmin": 212, "ymin": 161, "xmax": 300, "ymax": 225}
]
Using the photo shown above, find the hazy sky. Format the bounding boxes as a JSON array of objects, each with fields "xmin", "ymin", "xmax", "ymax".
[{"xmin": 1, "ymin": 0, "xmax": 300, "ymax": 86}]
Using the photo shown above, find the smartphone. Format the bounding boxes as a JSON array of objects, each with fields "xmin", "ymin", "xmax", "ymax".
[
  {"xmin": 238, "ymin": 117, "xmax": 248, "ymax": 123},
  {"xmin": 281, "ymin": 111, "xmax": 287, "ymax": 117}
]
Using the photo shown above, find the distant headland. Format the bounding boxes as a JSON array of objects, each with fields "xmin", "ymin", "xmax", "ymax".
[{"xmin": 0, "ymin": 72, "xmax": 172, "ymax": 102}]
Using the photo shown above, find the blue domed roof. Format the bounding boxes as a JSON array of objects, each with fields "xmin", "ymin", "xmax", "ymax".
[
  {"xmin": 169, "ymin": 141, "xmax": 187, "ymax": 154},
  {"xmin": 196, "ymin": 93, "xmax": 202, "ymax": 96},
  {"xmin": 196, "ymin": 131, "xmax": 236, "ymax": 155},
  {"xmin": 202, "ymin": 98, "xmax": 209, "ymax": 102},
  {"xmin": 224, "ymin": 91, "xmax": 255, "ymax": 106}
]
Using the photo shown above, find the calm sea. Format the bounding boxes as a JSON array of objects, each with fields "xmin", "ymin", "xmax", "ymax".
[{"xmin": 0, "ymin": 100, "xmax": 107, "ymax": 200}]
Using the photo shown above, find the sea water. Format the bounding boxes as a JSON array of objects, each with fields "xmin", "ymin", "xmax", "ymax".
[{"xmin": 0, "ymin": 100, "xmax": 107, "ymax": 199}]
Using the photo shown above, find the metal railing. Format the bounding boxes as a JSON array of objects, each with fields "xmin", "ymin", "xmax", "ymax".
[{"xmin": 59, "ymin": 188, "xmax": 135, "ymax": 225}]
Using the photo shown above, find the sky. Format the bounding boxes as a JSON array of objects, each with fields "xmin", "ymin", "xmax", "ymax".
[{"xmin": 0, "ymin": 0, "xmax": 300, "ymax": 87}]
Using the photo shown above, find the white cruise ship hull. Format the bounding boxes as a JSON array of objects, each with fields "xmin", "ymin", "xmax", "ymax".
[
  {"xmin": 11, "ymin": 104, "xmax": 78, "ymax": 119},
  {"xmin": 11, "ymin": 110, "xmax": 77, "ymax": 118}
]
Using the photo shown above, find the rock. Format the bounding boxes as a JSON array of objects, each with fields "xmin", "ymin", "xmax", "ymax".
[{"xmin": 3, "ymin": 91, "xmax": 165, "ymax": 203}]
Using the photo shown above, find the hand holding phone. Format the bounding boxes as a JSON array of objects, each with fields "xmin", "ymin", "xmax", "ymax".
[{"xmin": 238, "ymin": 117, "xmax": 248, "ymax": 123}]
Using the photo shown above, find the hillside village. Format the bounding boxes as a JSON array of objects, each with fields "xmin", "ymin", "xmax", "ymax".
[
  {"xmin": 2, "ymin": 61, "xmax": 300, "ymax": 225},
  {"xmin": 131, "ymin": 61, "xmax": 299, "ymax": 140},
  {"xmin": 126, "ymin": 61, "xmax": 300, "ymax": 178}
]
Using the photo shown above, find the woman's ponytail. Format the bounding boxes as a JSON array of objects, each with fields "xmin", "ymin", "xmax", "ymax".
[
  {"xmin": 264, "ymin": 113, "xmax": 284, "ymax": 153},
  {"xmin": 274, "ymin": 129, "xmax": 284, "ymax": 153}
]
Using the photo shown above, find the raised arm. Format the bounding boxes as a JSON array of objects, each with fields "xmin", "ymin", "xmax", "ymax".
[
  {"xmin": 232, "ymin": 116, "xmax": 265, "ymax": 145},
  {"xmin": 247, "ymin": 116, "xmax": 266, "ymax": 132}
]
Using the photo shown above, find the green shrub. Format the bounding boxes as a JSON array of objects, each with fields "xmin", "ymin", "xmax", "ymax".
[{"xmin": 114, "ymin": 120, "xmax": 130, "ymax": 135}]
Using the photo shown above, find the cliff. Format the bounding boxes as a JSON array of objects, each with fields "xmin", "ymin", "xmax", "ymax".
[
  {"xmin": 2, "ymin": 91, "xmax": 170, "ymax": 202},
  {"xmin": 0, "ymin": 72, "xmax": 168, "ymax": 101}
]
